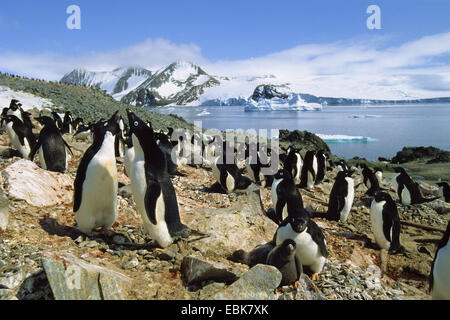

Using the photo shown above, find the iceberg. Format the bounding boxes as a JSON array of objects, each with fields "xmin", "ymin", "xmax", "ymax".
[{"xmin": 317, "ymin": 134, "xmax": 378, "ymax": 143}]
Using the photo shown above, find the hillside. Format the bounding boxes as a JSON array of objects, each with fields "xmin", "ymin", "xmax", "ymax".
[{"xmin": 0, "ymin": 73, "xmax": 192, "ymax": 131}]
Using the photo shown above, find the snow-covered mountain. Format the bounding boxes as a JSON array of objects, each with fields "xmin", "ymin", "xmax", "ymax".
[
  {"xmin": 60, "ymin": 61, "xmax": 450, "ymax": 108},
  {"xmin": 121, "ymin": 61, "xmax": 220, "ymax": 106},
  {"xmin": 60, "ymin": 66, "xmax": 153, "ymax": 100}
]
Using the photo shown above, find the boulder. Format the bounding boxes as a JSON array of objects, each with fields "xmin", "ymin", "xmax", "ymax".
[
  {"xmin": 391, "ymin": 146, "xmax": 450, "ymax": 164},
  {"xmin": 295, "ymin": 273, "xmax": 327, "ymax": 300},
  {"xmin": 210, "ymin": 264, "xmax": 281, "ymax": 300},
  {"xmin": 1, "ymin": 159, "xmax": 73, "ymax": 207},
  {"xmin": 181, "ymin": 256, "xmax": 240, "ymax": 288},
  {"xmin": 42, "ymin": 251, "xmax": 131, "ymax": 300},
  {"xmin": 279, "ymin": 130, "xmax": 330, "ymax": 153}
]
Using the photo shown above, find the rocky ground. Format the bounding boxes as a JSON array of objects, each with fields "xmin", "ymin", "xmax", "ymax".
[{"xmin": 0, "ymin": 125, "xmax": 449, "ymax": 301}]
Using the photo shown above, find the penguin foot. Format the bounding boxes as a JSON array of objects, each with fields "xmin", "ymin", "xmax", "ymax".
[
  {"xmin": 293, "ymin": 281, "xmax": 300, "ymax": 289},
  {"xmin": 311, "ymin": 273, "xmax": 319, "ymax": 281},
  {"xmin": 155, "ymin": 248, "xmax": 168, "ymax": 253}
]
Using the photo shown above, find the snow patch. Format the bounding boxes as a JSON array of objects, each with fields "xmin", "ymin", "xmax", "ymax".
[{"xmin": 0, "ymin": 86, "xmax": 53, "ymax": 110}]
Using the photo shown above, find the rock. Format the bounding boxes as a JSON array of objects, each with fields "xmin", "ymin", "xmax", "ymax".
[
  {"xmin": 210, "ymin": 264, "xmax": 281, "ymax": 300},
  {"xmin": 42, "ymin": 251, "xmax": 131, "ymax": 300},
  {"xmin": 279, "ymin": 129, "xmax": 330, "ymax": 154},
  {"xmin": 0, "ymin": 184, "xmax": 8, "ymax": 232},
  {"xmin": 295, "ymin": 274, "xmax": 327, "ymax": 300},
  {"xmin": 122, "ymin": 257, "xmax": 139, "ymax": 270},
  {"xmin": 391, "ymin": 146, "xmax": 450, "ymax": 164},
  {"xmin": 0, "ymin": 268, "xmax": 25, "ymax": 289},
  {"xmin": 181, "ymin": 257, "xmax": 240, "ymax": 288},
  {"xmin": 158, "ymin": 250, "xmax": 176, "ymax": 261},
  {"xmin": 118, "ymin": 185, "xmax": 133, "ymax": 198},
  {"xmin": 1, "ymin": 160, "xmax": 73, "ymax": 207}
]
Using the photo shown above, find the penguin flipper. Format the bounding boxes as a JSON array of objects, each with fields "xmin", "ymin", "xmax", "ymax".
[
  {"xmin": 144, "ymin": 179, "xmax": 162, "ymax": 225},
  {"xmin": 295, "ymin": 254, "xmax": 304, "ymax": 278},
  {"xmin": 307, "ymin": 220, "xmax": 329, "ymax": 258},
  {"xmin": 275, "ymin": 195, "xmax": 286, "ymax": 223},
  {"xmin": 63, "ymin": 138, "xmax": 74, "ymax": 156},
  {"xmin": 381, "ymin": 205, "xmax": 394, "ymax": 243}
]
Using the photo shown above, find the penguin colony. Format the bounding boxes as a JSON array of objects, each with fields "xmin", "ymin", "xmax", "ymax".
[{"xmin": 1, "ymin": 98, "xmax": 449, "ymax": 299}]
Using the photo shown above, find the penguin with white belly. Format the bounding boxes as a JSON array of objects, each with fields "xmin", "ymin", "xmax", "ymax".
[
  {"xmin": 314, "ymin": 170, "xmax": 354, "ymax": 223},
  {"xmin": 73, "ymin": 111, "xmax": 121, "ymax": 236},
  {"xmin": 29, "ymin": 116, "xmax": 73, "ymax": 173},
  {"xmin": 299, "ymin": 150, "xmax": 317, "ymax": 190},
  {"xmin": 274, "ymin": 204, "xmax": 328, "ymax": 280},
  {"xmin": 283, "ymin": 147, "xmax": 303, "ymax": 185},
  {"xmin": 270, "ymin": 169, "xmax": 304, "ymax": 225},
  {"xmin": 3, "ymin": 114, "xmax": 36, "ymax": 158},
  {"xmin": 393, "ymin": 167, "xmax": 439, "ymax": 205},
  {"xmin": 361, "ymin": 164, "xmax": 382, "ymax": 196},
  {"xmin": 126, "ymin": 110, "xmax": 206, "ymax": 248},
  {"xmin": 430, "ymin": 221, "xmax": 450, "ymax": 300},
  {"xmin": 369, "ymin": 191, "xmax": 405, "ymax": 254},
  {"xmin": 61, "ymin": 111, "xmax": 73, "ymax": 134}
]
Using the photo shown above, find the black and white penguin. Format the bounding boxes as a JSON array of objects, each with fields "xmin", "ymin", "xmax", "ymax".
[
  {"xmin": 212, "ymin": 146, "xmax": 253, "ymax": 194},
  {"xmin": 436, "ymin": 182, "xmax": 449, "ymax": 202},
  {"xmin": 61, "ymin": 111, "xmax": 73, "ymax": 134},
  {"xmin": 274, "ymin": 207, "xmax": 328, "ymax": 280},
  {"xmin": 72, "ymin": 117, "xmax": 84, "ymax": 132},
  {"xmin": 229, "ymin": 242, "xmax": 275, "ymax": 267},
  {"xmin": 430, "ymin": 221, "xmax": 450, "ymax": 300},
  {"xmin": 374, "ymin": 167, "xmax": 383, "ymax": 186},
  {"xmin": 315, "ymin": 170, "xmax": 354, "ymax": 223},
  {"xmin": 270, "ymin": 169, "xmax": 304, "ymax": 225},
  {"xmin": 266, "ymin": 239, "xmax": 303, "ymax": 286},
  {"xmin": 361, "ymin": 164, "xmax": 382, "ymax": 196},
  {"xmin": 369, "ymin": 191, "xmax": 405, "ymax": 253},
  {"xmin": 51, "ymin": 111, "xmax": 64, "ymax": 132},
  {"xmin": 315, "ymin": 150, "xmax": 327, "ymax": 184},
  {"xmin": 155, "ymin": 131, "xmax": 178, "ymax": 176},
  {"xmin": 29, "ymin": 116, "xmax": 73, "ymax": 173},
  {"xmin": 73, "ymin": 111, "xmax": 121, "ymax": 236},
  {"xmin": 73, "ymin": 123, "xmax": 93, "ymax": 140},
  {"xmin": 283, "ymin": 147, "xmax": 303, "ymax": 185},
  {"xmin": 246, "ymin": 147, "xmax": 274, "ymax": 188},
  {"xmin": 3, "ymin": 114, "xmax": 36, "ymax": 158},
  {"xmin": 392, "ymin": 167, "xmax": 439, "ymax": 205},
  {"xmin": 299, "ymin": 150, "xmax": 317, "ymax": 190},
  {"xmin": 335, "ymin": 159, "xmax": 349, "ymax": 172},
  {"xmin": 127, "ymin": 110, "xmax": 205, "ymax": 248}
]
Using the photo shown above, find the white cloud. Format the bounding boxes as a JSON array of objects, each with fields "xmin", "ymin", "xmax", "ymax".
[{"xmin": 1, "ymin": 32, "xmax": 450, "ymax": 99}]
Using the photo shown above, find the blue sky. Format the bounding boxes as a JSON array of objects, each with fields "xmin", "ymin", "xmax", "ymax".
[
  {"xmin": 0, "ymin": 1, "xmax": 449, "ymax": 99},
  {"xmin": 1, "ymin": 0, "xmax": 449, "ymax": 60}
]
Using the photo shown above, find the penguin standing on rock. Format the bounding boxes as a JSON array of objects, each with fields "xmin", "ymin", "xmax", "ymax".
[
  {"xmin": 61, "ymin": 111, "xmax": 73, "ymax": 134},
  {"xmin": 369, "ymin": 191, "xmax": 405, "ymax": 254},
  {"xmin": 283, "ymin": 147, "xmax": 303, "ymax": 185},
  {"xmin": 3, "ymin": 115, "xmax": 36, "ymax": 158},
  {"xmin": 270, "ymin": 169, "xmax": 304, "ymax": 225},
  {"xmin": 430, "ymin": 221, "xmax": 450, "ymax": 300},
  {"xmin": 73, "ymin": 111, "xmax": 121, "ymax": 236},
  {"xmin": 29, "ymin": 116, "xmax": 73, "ymax": 173},
  {"xmin": 274, "ymin": 207, "xmax": 328, "ymax": 280},
  {"xmin": 299, "ymin": 150, "xmax": 317, "ymax": 190},
  {"xmin": 392, "ymin": 167, "xmax": 439, "ymax": 205},
  {"xmin": 127, "ymin": 110, "xmax": 206, "ymax": 248},
  {"xmin": 315, "ymin": 150, "xmax": 327, "ymax": 184},
  {"xmin": 361, "ymin": 164, "xmax": 382, "ymax": 196},
  {"xmin": 314, "ymin": 170, "xmax": 354, "ymax": 223}
]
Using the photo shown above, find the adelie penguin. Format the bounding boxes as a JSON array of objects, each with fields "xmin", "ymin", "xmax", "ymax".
[
  {"xmin": 392, "ymin": 167, "xmax": 439, "ymax": 205},
  {"xmin": 361, "ymin": 164, "xmax": 382, "ymax": 196},
  {"xmin": 299, "ymin": 150, "xmax": 317, "ymax": 190},
  {"xmin": 211, "ymin": 146, "xmax": 253, "ymax": 194},
  {"xmin": 29, "ymin": 116, "xmax": 73, "ymax": 173},
  {"xmin": 270, "ymin": 169, "xmax": 304, "ymax": 225},
  {"xmin": 61, "ymin": 111, "xmax": 73, "ymax": 135},
  {"xmin": 369, "ymin": 192, "xmax": 405, "ymax": 254},
  {"xmin": 266, "ymin": 239, "xmax": 303, "ymax": 286},
  {"xmin": 314, "ymin": 170, "xmax": 354, "ymax": 223},
  {"xmin": 3, "ymin": 114, "xmax": 36, "ymax": 158},
  {"xmin": 246, "ymin": 147, "xmax": 274, "ymax": 188},
  {"xmin": 127, "ymin": 110, "xmax": 206, "ymax": 248},
  {"xmin": 315, "ymin": 150, "xmax": 327, "ymax": 184},
  {"xmin": 283, "ymin": 147, "xmax": 303, "ymax": 185},
  {"xmin": 429, "ymin": 221, "xmax": 450, "ymax": 300},
  {"xmin": 274, "ymin": 206, "xmax": 328, "ymax": 280},
  {"xmin": 73, "ymin": 111, "xmax": 121, "ymax": 236}
]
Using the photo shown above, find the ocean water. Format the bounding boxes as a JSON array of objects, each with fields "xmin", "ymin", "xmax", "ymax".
[{"xmin": 151, "ymin": 104, "xmax": 450, "ymax": 161}]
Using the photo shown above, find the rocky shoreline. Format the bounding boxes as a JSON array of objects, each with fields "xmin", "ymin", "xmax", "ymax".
[{"xmin": 0, "ymin": 119, "xmax": 449, "ymax": 300}]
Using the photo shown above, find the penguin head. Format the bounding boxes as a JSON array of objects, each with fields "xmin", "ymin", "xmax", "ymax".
[
  {"xmin": 334, "ymin": 170, "xmax": 347, "ymax": 180},
  {"xmin": 288, "ymin": 211, "xmax": 309, "ymax": 233},
  {"xmin": 374, "ymin": 167, "xmax": 383, "ymax": 173},
  {"xmin": 374, "ymin": 191, "xmax": 391, "ymax": 203},
  {"xmin": 9, "ymin": 99, "xmax": 20, "ymax": 110},
  {"xmin": 274, "ymin": 168, "xmax": 293, "ymax": 181},
  {"xmin": 92, "ymin": 110, "xmax": 121, "ymax": 140},
  {"xmin": 280, "ymin": 239, "xmax": 296, "ymax": 256},
  {"xmin": 127, "ymin": 109, "xmax": 155, "ymax": 148},
  {"xmin": 393, "ymin": 167, "xmax": 406, "ymax": 174},
  {"xmin": 4, "ymin": 114, "xmax": 21, "ymax": 125},
  {"xmin": 35, "ymin": 116, "xmax": 56, "ymax": 127}
]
